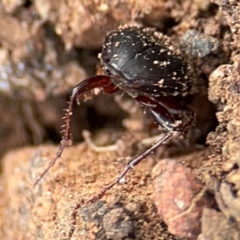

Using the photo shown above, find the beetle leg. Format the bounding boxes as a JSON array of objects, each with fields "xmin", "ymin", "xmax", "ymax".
[
  {"xmin": 72, "ymin": 75, "xmax": 118, "ymax": 103},
  {"xmin": 87, "ymin": 95, "xmax": 195, "ymax": 203},
  {"xmin": 34, "ymin": 75, "xmax": 118, "ymax": 186},
  {"xmin": 88, "ymin": 131, "xmax": 173, "ymax": 203},
  {"xmin": 136, "ymin": 95, "xmax": 194, "ymax": 136}
]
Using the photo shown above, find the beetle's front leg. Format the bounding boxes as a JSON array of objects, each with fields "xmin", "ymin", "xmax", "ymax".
[
  {"xmin": 34, "ymin": 75, "xmax": 118, "ymax": 186},
  {"xmin": 72, "ymin": 75, "xmax": 119, "ymax": 104}
]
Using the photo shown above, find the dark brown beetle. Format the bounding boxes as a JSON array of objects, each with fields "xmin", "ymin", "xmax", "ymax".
[{"xmin": 34, "ymin": 25, "xmax": 196, "ymax": 202}]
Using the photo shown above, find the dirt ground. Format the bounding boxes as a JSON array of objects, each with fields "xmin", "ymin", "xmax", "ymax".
[{"xmin": 0, "ymin": 0, "xmax": 240, "ymax": 239}]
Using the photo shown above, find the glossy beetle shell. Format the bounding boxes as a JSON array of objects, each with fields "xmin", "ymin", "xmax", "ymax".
[{"xmin": 101, "ymin": 25, "xmax": 196, "ymax": 98}]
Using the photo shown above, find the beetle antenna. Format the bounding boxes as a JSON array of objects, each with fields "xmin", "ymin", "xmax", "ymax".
[{"xmin": 33, "ymin": 97, "xmax": 75, "ymax": 187}]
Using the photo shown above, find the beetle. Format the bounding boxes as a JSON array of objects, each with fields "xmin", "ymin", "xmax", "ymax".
[{"xmin": 34, "ymin": 25, "xmax": 196, "ymax": 202}]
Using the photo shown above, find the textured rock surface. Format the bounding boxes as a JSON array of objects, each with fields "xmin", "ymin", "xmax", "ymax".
[{"xmin": 0, "ymin": 144, "xmax": 181, "ymax": 239}]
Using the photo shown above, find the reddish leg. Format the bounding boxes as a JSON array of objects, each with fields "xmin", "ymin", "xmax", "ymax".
[
  {"xmin": 34, "ymin": 75, "xmax": 118, "ymax": 186},
  {"xmin": 136, "ymin": 95, "xmax": 194, "ymax": 135},
  {"xmin": 88, "ymin": 131, "xmax": 173, "ymax": 203},
  {"xmin": 88, "ymin": 95, "xmax": 194, "ymax": 203}
]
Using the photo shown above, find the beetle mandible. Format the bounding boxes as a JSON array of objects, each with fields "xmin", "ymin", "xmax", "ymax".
[{"xmin": 34, "ymin": 25, "xmax": 196, "ymax": 202}]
